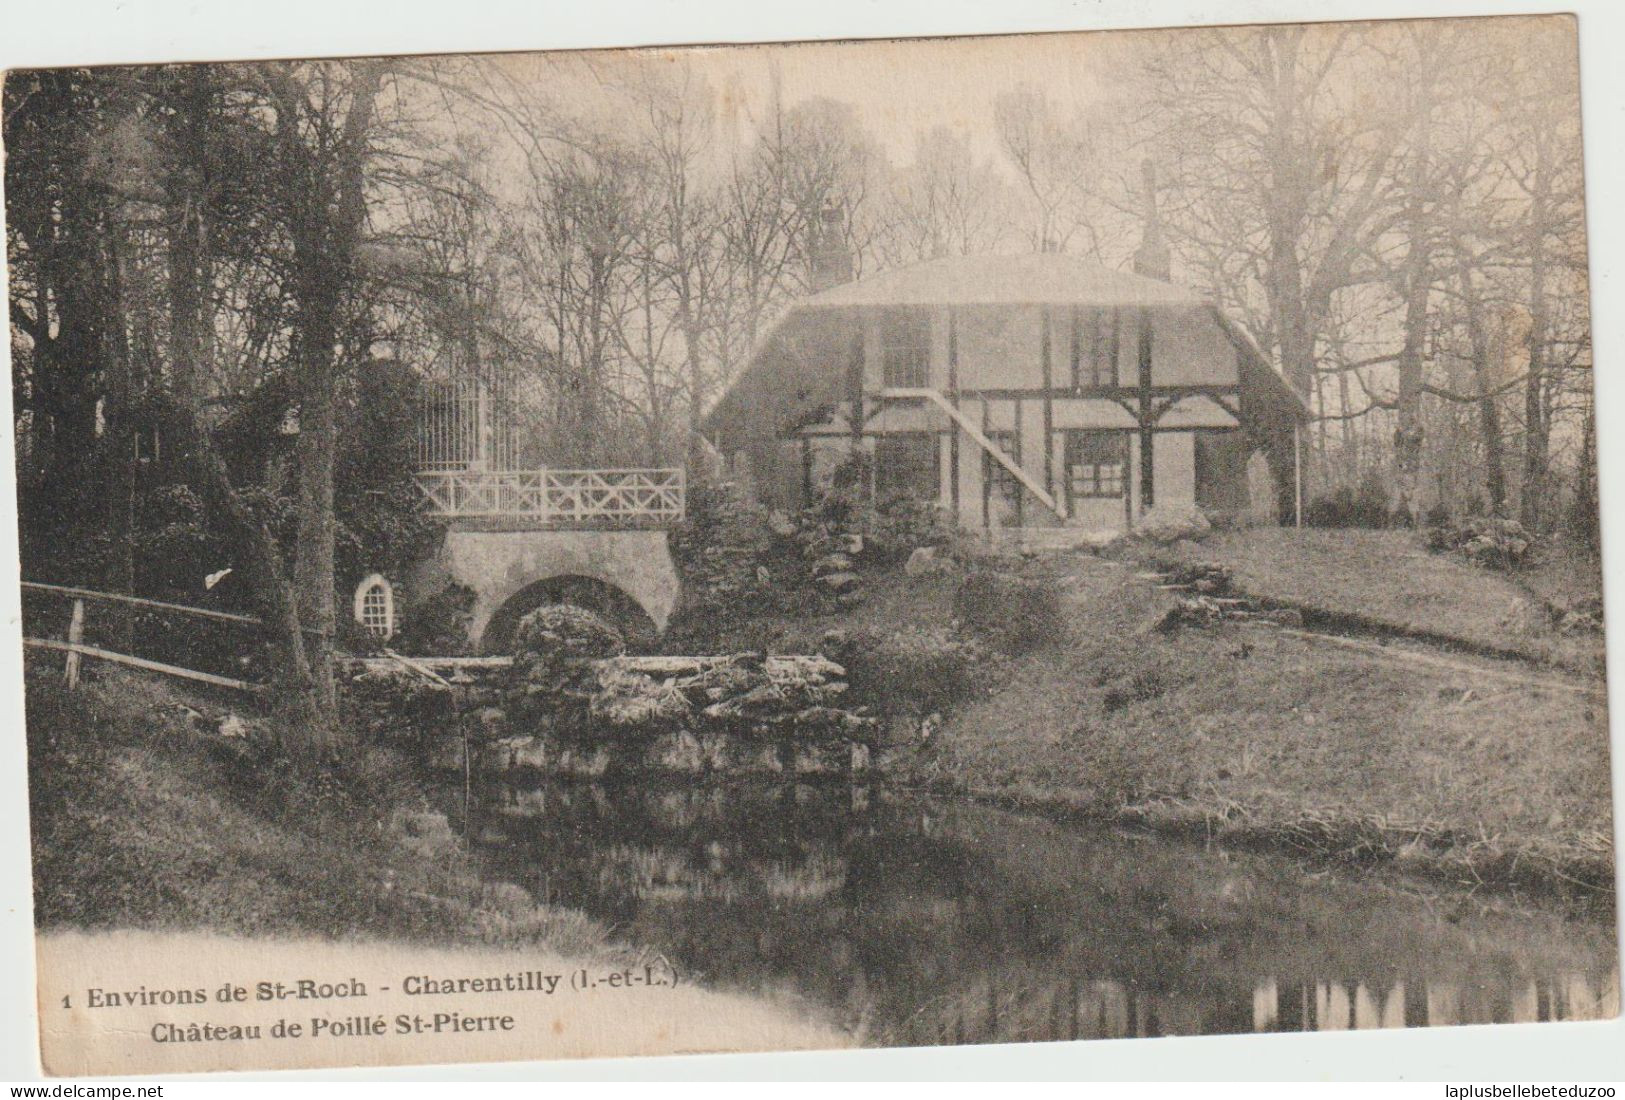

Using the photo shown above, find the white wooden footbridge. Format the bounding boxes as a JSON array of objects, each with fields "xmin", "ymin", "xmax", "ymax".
[{"xmin": 410, "ymin": 465, "xmax": 686, "ymax": 652}]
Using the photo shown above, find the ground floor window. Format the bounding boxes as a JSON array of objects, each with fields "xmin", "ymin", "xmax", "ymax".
[
  {"xmin": 874, "ymin": 433, "xmax": 939, "ymax": 504},
  {"xmin": 1065, "ymin": 430, "xmax": 1127, "ymax": 502}
]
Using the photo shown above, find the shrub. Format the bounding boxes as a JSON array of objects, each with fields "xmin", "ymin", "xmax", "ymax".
[
  {"xmin": 1421, "ymin": 502, "xmax": 1452, "ymax": 529},
  {"xmin": 821, "ymin": 451, "xmax": 872, "ymax": 525},
  {"xmin": 393, "ymin": 583, "xmax": 477, "ymax": 657},
  {"xmin": 953, "ymin": 569, "xmax": 1066, "ymax": 652},
  {"xmin": 335, "ymin": 616, "xmax": 389, "ymax": 657},
  {"xmin": 1564, "ymin": 484, "xmax": 1601, "ymax": 552},
  {"xmin": 1424, "ymin": 516, "xmax": 1534, "ymax": 570},
  {"xmin": 667, "ymin": 479, "xmax": 801, "ymax": 621},
  {"xmin": 1101, "ymin": 667, "xmax": 1168, "ymax": 712},
  {"xmin": 863, "ymin": 496, "xmax": 957, "ymax": 564},
  {"xmin": 839, "ymin": 625, "xmax": 988, "ymax": 721},
  {"xmin": 1304, "ymin": 478, "xmax": 1392, "ymax": 529},
  {"xmin": 504, "ymin": 605, "xmax": 625, "ymax": 735},
  {"xmin": 339, "ymin": 663, "xmax": 453, "ymax": 743}
]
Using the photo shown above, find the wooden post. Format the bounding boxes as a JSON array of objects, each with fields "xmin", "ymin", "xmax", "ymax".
[
  {"xmin": 1040, "ymin": 309, "xmax": 1056, "ymax": 509},
  {"xmin": 1138, "ymin": 308, "xmax": 1155, "ymax": 514},
  {"xmin": 63, "ymin": 599, "xmax": 85, "ymax": 690},
  {"xmin": 947, "ymin": 308, "xmax": 961, "ymax": 521},
  {"xmin": 1294, "ymin": 420, "xmax": 1304, "ymax": 529}
]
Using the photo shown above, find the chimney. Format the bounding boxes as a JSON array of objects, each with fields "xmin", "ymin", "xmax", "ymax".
[
  {"xmin": 810, "ymin": 204, "xmax": 853, "ymax": 291},
  {"xmin": 1132, "ymin": 159, "xmax": 1171, "ymax": 282}
]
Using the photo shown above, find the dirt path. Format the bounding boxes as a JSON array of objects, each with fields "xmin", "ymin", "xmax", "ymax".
[
  {"xmin": 1262, "ymin": 623, "xmax": 1607, "ymax": 699},
  {"xmin": 1131, "ymin": 550, "xmax": 1607, "ymax": 698}
]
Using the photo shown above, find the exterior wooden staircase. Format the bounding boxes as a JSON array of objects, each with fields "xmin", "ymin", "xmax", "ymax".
[{"xmin": 881, "ymin": 387, "xmax": 1067, "ymax": 519}]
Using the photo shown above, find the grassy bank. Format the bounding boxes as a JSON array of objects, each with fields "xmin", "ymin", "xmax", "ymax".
[
  {"xmin": 915, "ymin": 556, "xmax": 1611, "ymax": 906},
  {"xmin": 1156, "ymin": 528, "xmax": 1606, "ymax": 675},
  {"xmin": 674, "ymin": 531, "xmax": 1614, "ymax": 907},
  {"xmin": 24, "ymin": 661, "xmax": 610, "ymax": 950}
]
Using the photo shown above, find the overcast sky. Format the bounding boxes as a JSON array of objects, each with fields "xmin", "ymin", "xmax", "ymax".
[{"xmin": 481, "ymin": 26, "xmax": 1147, "ymax": 168}]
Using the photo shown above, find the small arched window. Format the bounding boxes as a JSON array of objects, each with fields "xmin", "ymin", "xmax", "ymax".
[{"xmin": 353, "ymin": 574, "xmax": 395, "ymax": 638}]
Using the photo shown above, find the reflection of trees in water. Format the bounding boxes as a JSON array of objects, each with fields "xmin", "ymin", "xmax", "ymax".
[
  {"xmin": 478, "ymin": 779, "xmax": 859, "ymax": 918},
  {"xmin": 897, "ymin": 971, "xmax": 1622, "ymax": 1046},
  {"xmin": 592, "ymin": 843, "xmax": 847, "ymax": 904},
  {"xmin": 1259, "ymin": 974, "xmax": 1621, "ymax": 1033},
  {"xmin": 459, "ymin": 779, "xmax": 1620, "ymax": 1048}
]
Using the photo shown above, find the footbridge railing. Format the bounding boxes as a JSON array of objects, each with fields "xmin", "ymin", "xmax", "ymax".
[{"xmin": 415, "ymin": 467, "xmax": 685, "ymax": 524}]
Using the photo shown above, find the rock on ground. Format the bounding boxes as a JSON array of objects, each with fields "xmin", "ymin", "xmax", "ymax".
[{"xmin": 1136, "ymin": 505, "xmax": 1213, "ymax": 544}]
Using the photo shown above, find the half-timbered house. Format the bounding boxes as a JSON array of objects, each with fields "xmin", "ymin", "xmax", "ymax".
[{"xmin": 704, "ymin": 250, "xmax": 1308, "ymax": 540}]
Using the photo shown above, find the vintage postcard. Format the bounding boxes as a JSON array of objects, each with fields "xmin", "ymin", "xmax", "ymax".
[{"xmin": 3, "ymin": 12, "xmax": 1618, "ymax": 1078}]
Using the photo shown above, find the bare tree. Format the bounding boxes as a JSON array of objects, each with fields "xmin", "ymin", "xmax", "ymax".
[
  {"xmin": 1499, "ymin": 33, "xmax": 1587, "ymax": 530},
  {"xmin": 1142, "ymin": 25, "xmax": 1406, "ymax": 402},
  {"xmin": 622, "ymin": 63, "xmax": 726, "ymax": 462},
  {"xmin": 993, "ymin": 86, "xmax": 1116, "ymax": 256},
  {"xmin": 876, "ymin": 126, "xmax": 1015, "ymax": 266}
]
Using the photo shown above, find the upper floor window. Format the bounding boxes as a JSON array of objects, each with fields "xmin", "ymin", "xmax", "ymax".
[
  {"xmin": 880, "ymin": 310, "xmax": 931, "ymax": 389},
  {"xmin": 1070, "ymin": 307, "xmax": 1120, "ymax": 392},
  {"xmin": 353, "ymin": 574, "xmax": 396, "ymax": 638}
]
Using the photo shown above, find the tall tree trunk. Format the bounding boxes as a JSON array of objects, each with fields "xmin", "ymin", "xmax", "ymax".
[
  {"xmin": 105, "ymin": 223, "xmax": 138, "ymax": 646},
  {"xmin": 1392, "ymin": 80, "xmax": 1436, "ymax": 525},
  {"xmin": 34, "ymin": 118, "xmax": 111, "ymax": 552},
  {"xmin": 1574, "ymin": 400, "xmax": 1598, "ymax": 548},
  {"xmin": 1260, "ymin": 27, "xmax": 1318, "ymax": 402},
  {"xmin": 1457, "ymin": 263, "xmax": 1506, "ymax": 515},
  {"xmin": 1336, "ymin": 358, "xmax": 1357, "ymax": 478},
  {"xmin": 1520, "ymin": 132, "xmax": 1552, "ymax": 532},
  {"xmin": 272, "ymin": 61, "xmax": 384, "ymax": 755},
  {"xmin": 290, "ymin": 60, "xmax": 381, "ymax": 747},
  {"xmin": 162, "ymin": 70, "xmax": 333, "ymax": 751},
  {"xmin": 167, "ymin": 68, "xmax": 212, "ymax": 425},
  {"xmin": 289, "ymin": 279, "xmax": 342, "ymax": 738},
  {"xmin": 1392, "ymin": 258, "xmax": 1429, "ymax": 524},
  {"xmin": 187, "ymin": 406, "xmax": 328, "ymax": 751}
]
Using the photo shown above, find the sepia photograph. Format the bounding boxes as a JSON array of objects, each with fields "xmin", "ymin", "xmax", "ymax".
[{"xmin": 1, "ymin": 3, "xmax": 1619, "ymax": 1079}]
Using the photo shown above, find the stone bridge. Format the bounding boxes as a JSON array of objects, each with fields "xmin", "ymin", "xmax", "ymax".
[{"xmin": 408, "ymin": 468, "xmax": 685, "ymax": 653}]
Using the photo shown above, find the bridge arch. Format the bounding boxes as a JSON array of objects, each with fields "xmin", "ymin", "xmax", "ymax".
[
  {"xmin": 480, "ymin": 573, "xmax": 658, "ymax": 654},
  {"xmin": 413, "ymin": 528, "xmax": 681, "ymax": 656}
]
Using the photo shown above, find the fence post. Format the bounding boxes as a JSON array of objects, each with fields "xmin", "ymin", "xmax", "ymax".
[{"xmin": 63, "ymin": 598, "xmax": 85, "ymax": 690}]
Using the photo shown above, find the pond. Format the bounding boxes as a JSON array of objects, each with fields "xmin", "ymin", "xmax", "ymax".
[{"xmin": 438, "ymin": 775, "xmax": 1620, "ymax": 1048}]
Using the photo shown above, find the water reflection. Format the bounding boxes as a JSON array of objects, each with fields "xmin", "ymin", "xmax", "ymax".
[{"xmin": 448, "ymin": 777, "xmax": 1619, "ymax": 1047}]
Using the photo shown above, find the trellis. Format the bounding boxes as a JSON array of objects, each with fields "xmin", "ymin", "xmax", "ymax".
[{"xmin": 416, "ymin": 372, "xmax": 518, "ymax": 472}]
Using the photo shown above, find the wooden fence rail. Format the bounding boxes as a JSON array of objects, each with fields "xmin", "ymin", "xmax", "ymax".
[
  {"xmin": 23, "ymin": 637, "xmax": 265, "ymax": 694},
  {"xmin": 20, "ymin": 580, "xmax": 282, "ymax": 695},
  {"xmin": 20, "ymin": 581, "xmax": 323, "ymax": 636},
  {"xmin": 22, "ymin": 582, "xmax": 840, "ymax": 703},
  {"xmin": 22, "ymin": 582, "xmax": 459, "ymax": 699}
]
